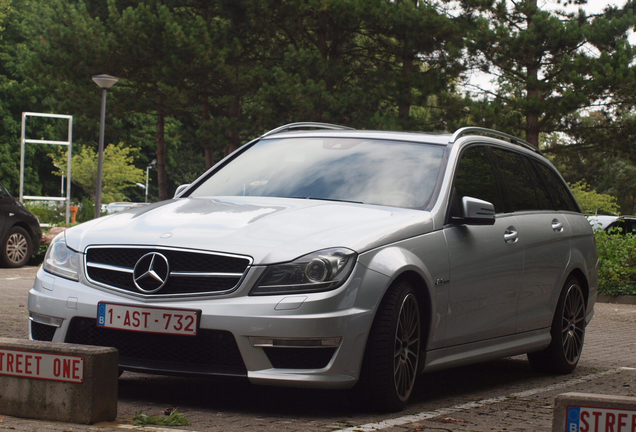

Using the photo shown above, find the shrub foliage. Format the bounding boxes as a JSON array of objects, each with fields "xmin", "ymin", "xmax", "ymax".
[{"xmin": 595, "ymin": 229, "xmax": 636, "ymax": 296}]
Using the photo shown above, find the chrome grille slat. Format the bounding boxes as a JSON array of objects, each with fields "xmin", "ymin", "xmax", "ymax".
[
  {"xmin": 170, "ymin": 272, "xmax": 245, "ymax": 278},
  {"xmin": 86, "ymin": 262, "xmax": 134, "ymax": 273},
  {"xmin": 84, "ymin": 246, "xmax": 251, "ymax": 297}
]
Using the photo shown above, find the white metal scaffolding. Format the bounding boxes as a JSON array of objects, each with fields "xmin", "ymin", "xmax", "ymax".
[{"xmin": 20, "ymin": 112, "xmax": 73, "ymax": 224}]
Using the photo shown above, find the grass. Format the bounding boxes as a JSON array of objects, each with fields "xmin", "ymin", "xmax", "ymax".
[{"xmin": 131, "ymin": 409, "xmax": 190, "ymax": 427}]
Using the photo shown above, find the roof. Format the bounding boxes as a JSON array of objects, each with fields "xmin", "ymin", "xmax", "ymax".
[{"xmin": 258, "ymin": 123, "xmax": 540, "ymax": 153}]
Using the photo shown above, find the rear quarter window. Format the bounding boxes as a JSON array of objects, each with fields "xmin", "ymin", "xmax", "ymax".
[{"xmin": 530, "ymin": 160, "xmax": 580, "ymax": 212}]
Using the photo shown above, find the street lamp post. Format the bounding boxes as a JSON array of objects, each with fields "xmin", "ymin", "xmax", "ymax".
[
  {"xmin": 92, "ymin": 74, "xmax": 119, "ymax": 219},
  {"xmin": 145, "ymin": 159, "xmax": 157, "ymax": 203}
]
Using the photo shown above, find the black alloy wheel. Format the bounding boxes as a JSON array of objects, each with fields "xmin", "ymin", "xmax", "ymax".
[{"xmin": 528, "ymin": 277, "xmax": 586, "ymax": 374}]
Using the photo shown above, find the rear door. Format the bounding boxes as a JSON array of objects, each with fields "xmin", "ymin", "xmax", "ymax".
[{"xmin": 489, "ymin": 150, "xmax": 576, "ymax": 333}]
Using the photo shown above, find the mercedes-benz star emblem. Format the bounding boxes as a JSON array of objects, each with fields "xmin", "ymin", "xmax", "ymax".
[{"xmin": 133, "ymin": 252, "xmax": 170, "ymax": 293}]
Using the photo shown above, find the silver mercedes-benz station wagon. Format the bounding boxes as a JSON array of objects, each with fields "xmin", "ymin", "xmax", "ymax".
[{"xmin": 29, "ymin": 123, "xmax": 598, "ymax": 411}]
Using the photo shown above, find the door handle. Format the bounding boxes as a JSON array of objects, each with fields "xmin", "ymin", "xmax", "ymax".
[
  {"xmin": 551, "ymin": 219, "xmax": 564, "ymax": 233},
  {"xmin": 504, "ymin": 227, "xmax": 518, "ymax": 244}
]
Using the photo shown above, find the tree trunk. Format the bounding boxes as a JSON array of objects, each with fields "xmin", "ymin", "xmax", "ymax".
[
  {"xmin": 156, "ymin": 92, "xmax": 168, "ymax": 200},
  {"xmin": 399, "ymin": 53, "xmax": 414, "ymax": 126},
  {"xmin": 525, "ymin": 0, "xmax": 540, "ymax": 148},
  {"xmin": 201, "ymin": 94, "xmax": 214, "ymax": 169},
  {"xmin": 526, "ymin": 109, "xmax": 540, "ymax": 148},
  {"xmin": 225, "ymin": 96, "xmax": 241, "ymax": 155}
]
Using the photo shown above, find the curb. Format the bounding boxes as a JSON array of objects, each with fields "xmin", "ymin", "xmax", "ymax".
[{"xmin": 597, "ymin": 294, "xmax": 636, "ymax": 305}]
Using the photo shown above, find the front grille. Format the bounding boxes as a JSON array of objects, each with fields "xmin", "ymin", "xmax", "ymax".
[
  {"xmin": 85, "ymin": 246, "xmax": 251, "ymax": 297},
  {"xmin": 31, "ymin": 321, "xmax": 56, "ymax": 341},
  {"xmin": 263, "ymin": 347, "xmax": 337, "ymax": 369},
  {"xmin": 66, "ymin": 317, "xmax": 246, "ymax": 376}
]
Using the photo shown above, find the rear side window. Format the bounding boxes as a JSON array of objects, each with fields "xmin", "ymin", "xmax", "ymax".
[
  {"xmin": 489, "ymin": 148, "xmax": 539, "ymax": 212},
  {"xmin": 452, "ymin": 146, "xmax": 503, "ymax": 213},
  {"xmin": 607, "ymin": 220, "xmax": 636, "ymax": 235},
  {"xmin": 524, "ymin": 159, "xmax": 553, "ymax": 210},
  {"xmin": 531, "ymin": 160, "xmax": 580, "ymax": 212}
]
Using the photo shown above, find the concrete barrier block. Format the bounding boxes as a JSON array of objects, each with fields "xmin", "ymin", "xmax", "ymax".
[
  {"xmin": 554, "ymin": 392, "xmax": 636, "ymax": 432},
  {"xmin": 0, "ymin": 337, "xmax": 118, "ymax": 424}
]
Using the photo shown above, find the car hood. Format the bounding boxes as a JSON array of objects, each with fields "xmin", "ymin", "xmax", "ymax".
[{"xmin": 65, "ymin": 197, "xmax": 434, "ymax": 264}]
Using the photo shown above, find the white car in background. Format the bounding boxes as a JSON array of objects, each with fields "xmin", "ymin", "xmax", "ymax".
[
  {"xmin": 29, "ymin": 123, "xmax": 598, "ymax": 411},
  {"xmin": 588, "ymin": 214, "xmax": 636, "ymax": 234}
]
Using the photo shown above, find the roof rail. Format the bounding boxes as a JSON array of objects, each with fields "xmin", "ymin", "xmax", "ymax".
[
  {"xmin": 260, "ymin": 122, "xmax": 354, "ymax": 138},
  {"xmin": 450, "ymin": 127, "xmax": 540, "ymax": 154}
]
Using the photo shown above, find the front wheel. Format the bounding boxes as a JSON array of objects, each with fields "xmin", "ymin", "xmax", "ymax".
[
  {"xmin": 359, "ymin": 280, "xmax": 421, "ymax": 412},
  {"xmin": 527, "ymin": 277, "xmax": 586, "ymax": 374},
  {"xmin": 1, "ymin": 226, "xmax": 32, "ymax": 268}
]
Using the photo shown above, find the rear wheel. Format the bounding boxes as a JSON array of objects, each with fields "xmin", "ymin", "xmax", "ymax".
[
  {"xmin": 360, "ymin": 280, "xmax": 421, "ymax": 412},
  {"xmin": 1, "ymin": 226, "xmax": 32, "ymax": 268},
  {"xmin": 528, "ymin": 277, "xmax": 586, "ymax": 374}
]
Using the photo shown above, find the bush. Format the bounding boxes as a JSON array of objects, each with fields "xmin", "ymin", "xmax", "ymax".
[
  {"xmin": 26, "ymin": 198, "xmax": 102, "ymax": 225},
  {"xmin": 75, "ymin": 198, "xmax": 99, "ymax": 223},
  {"xmin": 25, "ymin": 201, "xmax": 66, "ymax": 225},
  {"xmin": 595, "ymin": 229, "xmax": 636, "ymax": 296}
]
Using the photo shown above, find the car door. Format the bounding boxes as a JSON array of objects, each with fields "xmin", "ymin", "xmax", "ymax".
[
  {"xmin": 443, "ymin": 145, "xmax": 523, "ymax": 347},
  {"xmin": 489, "ymin": 149, "xmax": 574, "ymax": 333}
]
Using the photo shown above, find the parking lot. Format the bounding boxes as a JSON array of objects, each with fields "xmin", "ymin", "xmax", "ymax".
[{"xmin": 1, "ymin": 264, "xmax": 635, "ymax": 432}]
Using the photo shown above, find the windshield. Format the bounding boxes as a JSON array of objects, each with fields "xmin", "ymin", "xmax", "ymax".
[{"xmin": 190, "ymin": 137, "xmax": 445, "ymax": 209}]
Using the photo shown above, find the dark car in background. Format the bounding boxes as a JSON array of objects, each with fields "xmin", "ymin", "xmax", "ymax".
[{"xmin": 0, "ymin": 182, "xmax": 42, "ymax": 267}]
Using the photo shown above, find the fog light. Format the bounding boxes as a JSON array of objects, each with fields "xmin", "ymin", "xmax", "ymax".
[
  {"xmin": 29, "ymin": 313, "xmax": 63, "ymax": 328},
  {"xmin": 249, "ymin": 337, "xmax": 342, "ymax": 348}
]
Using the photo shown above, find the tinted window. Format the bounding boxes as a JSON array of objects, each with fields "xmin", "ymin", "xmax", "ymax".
[
  {"xmin": 607, "ymin": 220, "xmax": 636, "ymax": 235},
  {"xmin": 453, "ymin": 146, "xmax": 503, "ymax": 214},
  {"xmin": 524, "ymin": 158, "xmax": 553, "ymax": 210},
  {"xmin": 489, "ymin": 148, "xmax": 539, "ymax": 212},
  {"xmin": 532, "ymin": 161, "xmax": 579, "ymax": 212},
  {"xmin": 191, "ymin": 138, "xmax": 445, "ymax": 209}
]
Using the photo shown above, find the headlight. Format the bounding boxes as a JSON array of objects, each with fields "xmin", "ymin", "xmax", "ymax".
[
  {"xmin": 251, "ymin": 248, "xmax": 357, "ymax": 295},
  {"xmin": 43, "ymin": 233, "xmax": 81, "ymax": 281}
]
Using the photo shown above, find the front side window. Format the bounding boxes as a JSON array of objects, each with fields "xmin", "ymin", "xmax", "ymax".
[
  {"xmin": 191, "ymin": 138, "xmax": 445, "ymax": 209},
  {"xmin": 452, "ymin": 145, "xmax": 503, "ymax": 214}
]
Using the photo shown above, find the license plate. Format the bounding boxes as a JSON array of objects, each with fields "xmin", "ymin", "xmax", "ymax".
[{"xmin": 97, "ymin": 302, "xmax": 199, "ymax": 336}]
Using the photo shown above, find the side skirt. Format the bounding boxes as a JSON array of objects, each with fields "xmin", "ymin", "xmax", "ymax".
[{"xmin": 423, "ymin": 328, "xmax": 551, "ymax": 373}]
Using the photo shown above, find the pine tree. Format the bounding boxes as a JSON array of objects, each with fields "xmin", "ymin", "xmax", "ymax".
[{"xmin": 463, "ymin": 0, "xmax": 636, "ymax": 146}]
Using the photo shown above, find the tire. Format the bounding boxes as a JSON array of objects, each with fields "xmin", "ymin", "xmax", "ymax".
[
  {"xmin": 1, "ymin": 226, "xmax": 33, "ymax": 268},
  {"xmin": 359, "ymin": 280, "xmax": 421, "ymax": 412},
  {"xmin": 527, "ymin": 277, "xmax": 586, "ymax": 374}
]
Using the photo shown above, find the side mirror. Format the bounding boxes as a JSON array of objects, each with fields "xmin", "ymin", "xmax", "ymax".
[
  {"xmin": 174, "ymin": 184, "xmax": 191, "ymax": 198},
  {"xmin": 452, "ymin": 196, "xmax": 496, "ymax": 226}
]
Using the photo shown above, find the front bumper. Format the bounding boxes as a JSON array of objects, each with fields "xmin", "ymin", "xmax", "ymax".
[{"xmin": 28, "ymin": 263, "xmax": 390, "ymax": 389}]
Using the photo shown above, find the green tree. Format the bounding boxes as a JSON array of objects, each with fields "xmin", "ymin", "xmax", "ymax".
[
  {"xmin": 0, "ymin": 0, "xmax": 60, "ymax": 195},
  {"xmin": 546, "ymin": 110, "xmax": 636, "ymax": 215},
  {"xmin": 463, "ymin": 0, "xmax": 636, "ymax": 146},
  {"xmin": 568, "ymin": 180, "xmax": 620, "ymax": 215},
  {"xmin": 51, "ymin": 142, "xmax": 144, "ymax": 203},
  {"xmin": 0, "ymin": 0, "xmax": 10, "ymax": 35}
]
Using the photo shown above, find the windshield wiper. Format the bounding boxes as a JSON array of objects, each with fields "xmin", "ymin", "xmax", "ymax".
[{"xmin": 290, "ymin": 196, "xmax": 363, "ymax": 204}]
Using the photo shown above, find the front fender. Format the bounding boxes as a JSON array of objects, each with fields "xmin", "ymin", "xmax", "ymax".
[{"xmin": 358, "ymin": 230, "xmax": 450, "ymax": 350}]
